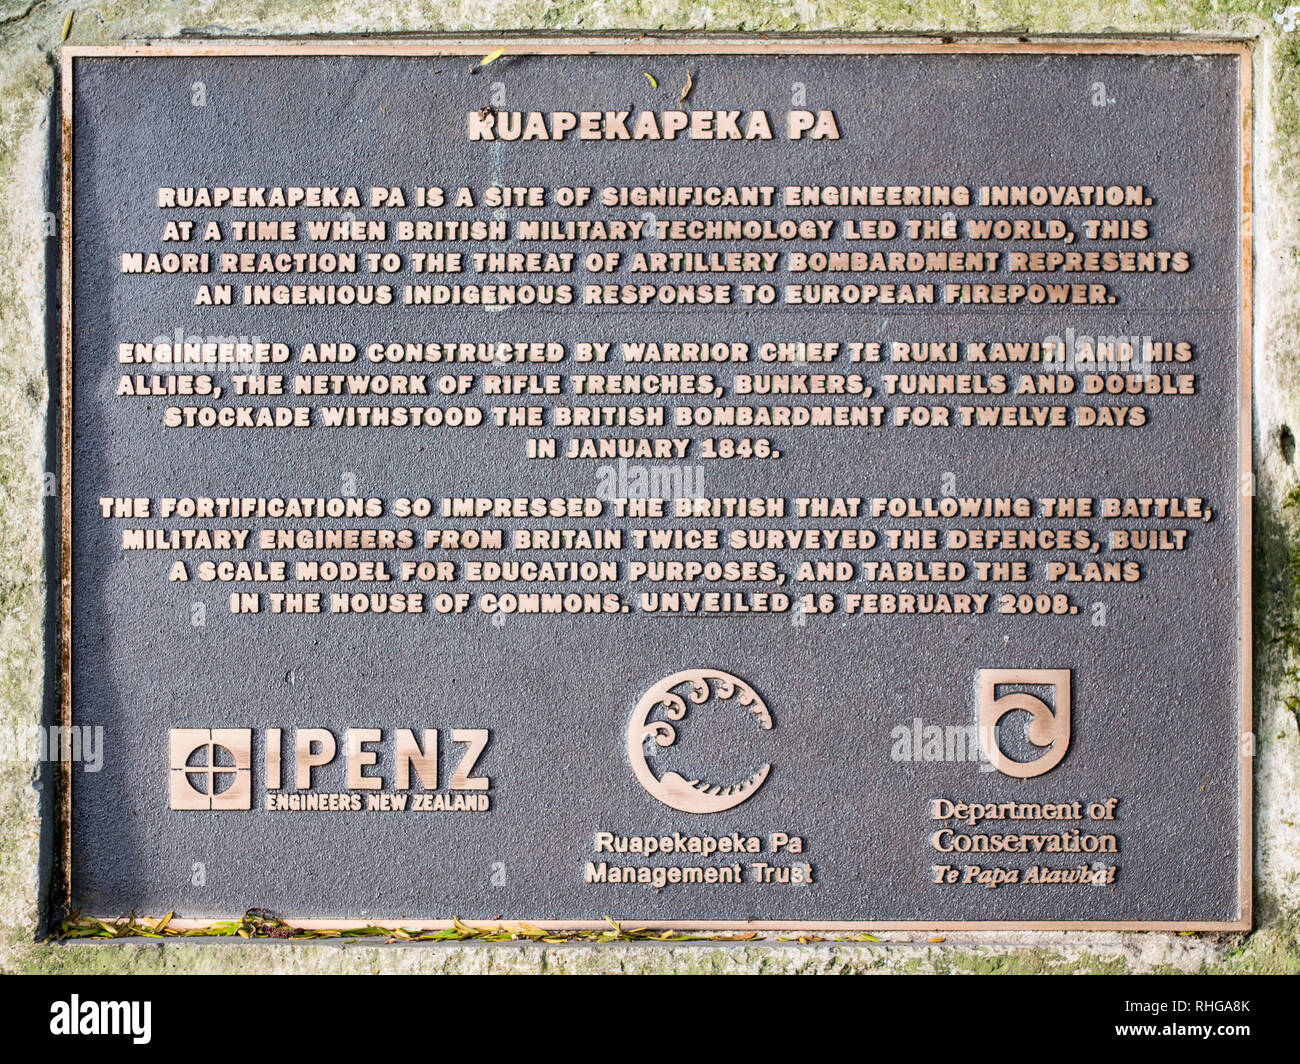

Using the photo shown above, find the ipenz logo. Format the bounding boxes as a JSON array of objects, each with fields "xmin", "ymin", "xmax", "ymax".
[
  {"xmin": 168, "ymin": 726, "xmax": 492, "ymax": 813},
  {"xmin": 169, "ymin": 729, "xmax": 251, "ymax": 809}
]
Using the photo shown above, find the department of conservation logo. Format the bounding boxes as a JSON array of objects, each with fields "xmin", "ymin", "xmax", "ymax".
[
  {"xmin": 977, "ymin": 668, "xmax": 1071, "ymax": 778},
  {"xmin": 627, "ymin": 669, "xmax": 773, "ymax": 814}
]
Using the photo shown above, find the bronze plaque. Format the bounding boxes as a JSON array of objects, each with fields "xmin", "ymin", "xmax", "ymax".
[{"xmin": 61, "ymin": 41, "xmax": 1251, "ymax": 930}]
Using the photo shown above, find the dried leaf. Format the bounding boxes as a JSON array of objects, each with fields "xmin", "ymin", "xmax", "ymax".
[
  {"xmin": 54, "ymin": 912, "xmax": 896, "ymax": 947},
  {"xmin": 679, "ymin": 69, "xmax": 694, "ymax": 105}
]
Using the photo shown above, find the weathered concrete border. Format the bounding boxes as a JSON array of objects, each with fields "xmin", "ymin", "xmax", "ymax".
[{"xmin": 2, "ymin": 1, "xmax": 1297, "ymax": 974}]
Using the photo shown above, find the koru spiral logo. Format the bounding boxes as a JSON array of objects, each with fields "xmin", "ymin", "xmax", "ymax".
[{"xmin": 627, "ymin": 669, "xmax": 773, "ymax": 814}]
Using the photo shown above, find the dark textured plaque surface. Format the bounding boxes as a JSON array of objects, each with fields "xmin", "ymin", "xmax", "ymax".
[{"xmin": 66, "ymin": 46, "xmax": 1247, "ymax": 927}]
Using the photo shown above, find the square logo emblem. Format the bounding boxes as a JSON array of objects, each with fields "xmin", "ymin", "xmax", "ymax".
[{"xmin": 169, "ymin": 728, "xmax": 252, "ymax": 809}]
